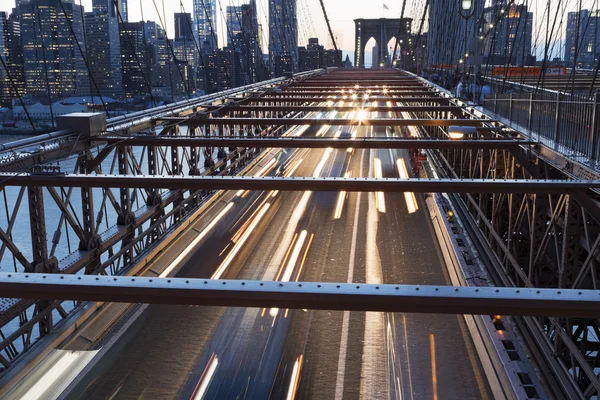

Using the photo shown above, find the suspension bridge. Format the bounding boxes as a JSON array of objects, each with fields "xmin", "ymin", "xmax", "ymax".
[{"xmin": 1, "ymin": 0, "xmax": 600, "ymax": 399}]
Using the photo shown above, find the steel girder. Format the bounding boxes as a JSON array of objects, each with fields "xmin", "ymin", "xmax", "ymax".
[
  {"xmin": 169, "ymin": 117, "xmax": 492, "ymax": 127},
  {"xmin": 98, "ymin": 137, "xmax": 533, "ymax": 150},
  {"xmin": 2, "ymin": 174, "xmax": 599, "ymax": 193},
  {"xmin": 1, "ymin": 273, "xmax": 600, "ymax": 318},
  {"xmin": 237, "ymin": 96, "xmax": 450, "ymax": 103},
  {"xmin": 204, "ymin": 105, "xmax": 463, "ymax": 113}
]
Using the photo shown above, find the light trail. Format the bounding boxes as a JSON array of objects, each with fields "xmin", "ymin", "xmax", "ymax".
[
  {"xmin": 396, "ymin": 159, "xmax": 419, "ymax": 214},
  {"xmin": 281, "ymin": 230, "xmax": 308, "ymax": 283},
  {"xmin": 373, "ymin": 158, "xmax": 386, "ymax": 213},
  {"xmin": 191, "ymin": 353, "xmax": 219, "ymax": 400},
  {"xmin": 430, "ymin": 334, "xmax": 438, "ymax": 400},
  {"xmin": 18, "ymin": 349, "xmax": 99, "ymax": 400},
  {"xmin": 286, "ymin": 355, "xmax": 304, "ymax": 400},
  {"xmin": 333, "ymin": 171, "xmax": 351, "ymax": 219},
  {"xmin": 160, "ymin": 202, "xmax": 235, "ymax": 278},
  {"xmin": 295, "ymin": 233, "xmax": 314, "ymax": 282},
  {"xmin": 212, "ymin": 203, "xmax": 270, "ymax": 279},
  {"xmin": 239, "ymin": 158, "xmax": 278, "ymax": 197}
]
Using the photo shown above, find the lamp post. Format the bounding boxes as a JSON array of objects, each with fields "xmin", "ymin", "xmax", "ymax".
[{"xmin": 458, "ymin": 0, "xmax": 475, "ymax": 86}]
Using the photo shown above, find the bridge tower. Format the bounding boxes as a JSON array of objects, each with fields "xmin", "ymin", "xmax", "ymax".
[{"xmin": 354, "ymin": 18, "xmax": 412, "ymax": 68}]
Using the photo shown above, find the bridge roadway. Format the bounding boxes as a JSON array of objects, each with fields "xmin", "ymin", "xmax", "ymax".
[{"xmin": 58, "ymin": 109, "xmax": 491, "ymax": 399}]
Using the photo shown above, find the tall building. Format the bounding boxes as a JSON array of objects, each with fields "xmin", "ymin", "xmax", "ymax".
[
  {"xmin": 226, "ymin": 5, "xmax": 243, "ymax": 47},
  {"xmin": 0, "ymin": 10, "xmax": 25, "ymax": 107},
  {"xmin": 565, "ymin": 9, "xmax": 600, "ymax": 68},
  {"xmin": 427, "ymin": 0, "xmax": 484, "ymax": 69},
  {"xmin": 193, "ymin": 0, "xmax": 217, "ymax": 49},
  {"xmin": 269, "ymin": 0, "xmax": 298, "ymax": 75},
  {"xmin": 483, "ymin": 1, "xmax": 534, "ymax": 66},
  {"xmin": 92, "ymin": 0, "xmax": 127, "ymax": 20},
  {"xmin": 19, "ymin": 0, "xmax": 89, "ymax": 100},
  {"xmin": 120, "ymin": 21, "xmax": 151, "ymax": 98},
  {"xmin": 85, "ymin": 0, "xmax": 123, "ymax": 98},
  {"xmin": 298, "ymin": 38, "xmax": 341, "ymax": 72},
  {"xmin": 174, "ymin": 12, "xmax": 194, "ymax": 41},
  {"xmin": 226, "ymin": 0, "xmax": 264, "ymax": 83}
]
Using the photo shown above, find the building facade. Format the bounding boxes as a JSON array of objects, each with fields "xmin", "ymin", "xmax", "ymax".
[
  {"xmin": 193, "ymin": 0, "xmax": 217, "ymax": 49},
  {"xmin": 174, "ymin": 12, "xmax": 194, "ymax": 41},
  {"xmin": 427, "ymin": 0, "xmax": 484, "ymax": 69},
  {"xmin": 0, "ymin": 10, "xmax": 24, "ymax": 107},
  {"xmin": 19, "ymin": 0, "xmax": 89, "ymax": 100},
  {"xmin": 483, "ymin": 1, "xmax": 534, "ymax": 66},
  {"xmin": 269, "ymin": 0, "xmax": 298, "ymax": 75},
  {"xmin": 120, "ymin": 21, "xmax": 151, "ymax": 98},
  {"xmin": 85, "ymin": 0, "xmax": 123, "ymax": 99},
  {"xmin": 565, "ymin": 9, "xmax": 600, "ymax": 68}
]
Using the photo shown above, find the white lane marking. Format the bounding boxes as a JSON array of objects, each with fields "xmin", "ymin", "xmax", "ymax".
[
  {"xmin": 402, "ymin": 315, "xmax": 415, "ymax": 400},
  {"xmin": 334, "ymin": 151, "xmax": 364, "ymax": 400}
]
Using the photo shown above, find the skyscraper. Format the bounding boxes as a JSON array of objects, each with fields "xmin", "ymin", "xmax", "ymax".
[
  {"xmin": 85, "ymin": 0, "xmax": 123, "ymax": 98},
  {"xmin": 120, "ymin": 21, "xmax": 151, "ymax": 98},
  {"xmin": 194, "ymin": 0, "xmax": 217, "ymax": 49},
  {"xmin": 483, "ymin": 1, "xmax": 534, "ymax": 66},
  {"xmin": 224, "ymin": 0, "xmax": 264, "ymax": 83},
  {"xmin": 19, "ymin": 0, "xmax": 89, "ymax": 99},
  {"xmin": 0, "ymin": 10, "xmax": 24, "ymax": 107},
  {"xmin": 174, "ymin": 12, "xmax": 194, "ymax": 41},
  {"xmin": 427, "ymin": 0, "xmax": 484, "ymax": 69},
  {"xmin": 226, "ymin": 5, "xmax": 243, "ymax": 47},
  {"xmin": 565, "ymin": 9, "xmax": 600, "ymax": 68},
  {"xmin": 92, "ymin": 0, "xmax": 126, "ymax": 20},
  {"xmin": 269, "ymin": 0, "xmax": 298, "ymax": 75}
]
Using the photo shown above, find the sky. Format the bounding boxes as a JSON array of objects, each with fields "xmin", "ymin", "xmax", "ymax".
[{"xmin": 0, "ymin": 0, "xmax": 596, "ymax": 59}]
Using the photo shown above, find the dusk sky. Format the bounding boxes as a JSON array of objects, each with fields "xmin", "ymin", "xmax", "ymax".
[{"xmin": 0, "ymin": 0, "xmax": 594, "ymax": 60}]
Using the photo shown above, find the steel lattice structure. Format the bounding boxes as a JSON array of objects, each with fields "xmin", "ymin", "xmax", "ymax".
[{"xmin": 1, "ymin": 68, "xmax": 600, "ymax": 398}]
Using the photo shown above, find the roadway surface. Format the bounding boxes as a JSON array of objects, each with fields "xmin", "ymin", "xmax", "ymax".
[{"xmin": 53, "ymin": 107, "xmax": 492, "ymax": 399}]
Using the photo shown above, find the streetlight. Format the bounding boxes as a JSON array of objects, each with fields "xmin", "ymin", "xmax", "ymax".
[
  {"xmin": 458, "ymin": 0, "xmax": 475, "ymax": 90},
  {"xmin": 448, "ymin": 126, "xmax": 477, "ymax": 140}
]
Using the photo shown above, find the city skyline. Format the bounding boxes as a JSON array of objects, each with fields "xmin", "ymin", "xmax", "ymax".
[{"xmin": 0, "ymin": 0, "xmax": 594, "ymax": 57}]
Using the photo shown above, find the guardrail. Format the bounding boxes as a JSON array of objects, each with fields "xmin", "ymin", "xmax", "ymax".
[{"xmin": 482, "ymin": 91, "xmax": 600, "ymax": 161}]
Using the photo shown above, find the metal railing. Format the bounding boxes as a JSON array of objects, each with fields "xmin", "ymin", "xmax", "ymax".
[{"xmin": 482, "ymin": 91, "xmax": 600, "ymax": 162}]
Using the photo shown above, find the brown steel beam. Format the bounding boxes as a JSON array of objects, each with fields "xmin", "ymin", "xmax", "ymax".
[
  {"xmin": 1, "ymin": 273, "xmax": 600, "ymax": 318},
  {"xmin": 208, "ymin": 105, "xmax": 462, "ymax": 113},
  {"xmin": 170, "ymin": 118, "xmax": 489, "ymax": 127},
  {"xmin": 98, "ymin": 137, "xmax": 535, "ymax": 150},
  {"xmin": 2, "ymin": 174, "xmax": 598, "ymax": 194},
  {"xmin": 241, "ymin": 97, "xmax": 448, "ymax": 103},
  {"xmin": 263, "ymin": 91, "xmax": 431, "ymax": 96}
]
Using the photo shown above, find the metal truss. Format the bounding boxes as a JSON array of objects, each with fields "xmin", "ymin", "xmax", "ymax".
[
  {"xmin": 0, "ymin": 70, "xmax": 326, "ymax": 372},
  {"xmin": 1, "ymin": 273, "xmax": 600, "ymax": 318},
  {"xmin": 409, "ymin": 82, "xmax": 600, "ymax": 397}
]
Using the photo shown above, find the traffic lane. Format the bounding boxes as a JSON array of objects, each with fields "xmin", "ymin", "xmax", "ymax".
[
  {"xmin": 372, "ymin": 129, "xmax": 492, "ymax": 398},
  {"xmin": 176, "ymin": 125, "xmax": 348, "ymax": 398},
  {"xmin": 68, "ymin": 145, "xmax": 320, "ymax": 398},
  {"xmin": 273, "ymin": 146, "xmax": 371, "ymax": 399}
]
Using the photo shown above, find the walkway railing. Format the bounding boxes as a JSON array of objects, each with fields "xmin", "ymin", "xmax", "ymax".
[{"xmin": 482, "ymin": 91, "xmax": 600, "ymax": 162}]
